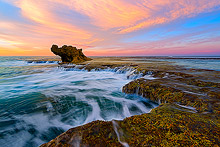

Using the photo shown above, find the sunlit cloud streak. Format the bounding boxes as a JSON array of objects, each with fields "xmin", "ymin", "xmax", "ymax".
[
  {"xmin": 0, "ymin": 0, "xmax": 220, "ymax": 56},
  {"xmin": 118, "ymin": 0, "xmax": 220, "ymax": 33}
]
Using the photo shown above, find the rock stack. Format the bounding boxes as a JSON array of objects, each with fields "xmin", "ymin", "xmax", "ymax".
[{"xmin": 51, "ymin": 45, "xmax": 92, "ymax": 63}]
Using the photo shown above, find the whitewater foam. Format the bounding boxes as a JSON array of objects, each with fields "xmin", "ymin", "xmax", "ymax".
[{"xmin": 0, "ymin": 64, "xmax": 157, "ymax": 147}]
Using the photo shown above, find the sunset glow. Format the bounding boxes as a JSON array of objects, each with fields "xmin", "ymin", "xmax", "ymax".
[{"xmin": 0, "ymin": 0, "xmax": 220, "ymax": 56}]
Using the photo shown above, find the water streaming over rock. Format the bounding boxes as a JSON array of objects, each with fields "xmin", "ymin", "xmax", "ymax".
[{"xmin": 0, "ymin": 57, "xmax": 157, "ymax": 147}]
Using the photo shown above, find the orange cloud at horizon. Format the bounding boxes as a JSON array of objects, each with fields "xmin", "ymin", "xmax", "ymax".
[{"xmin": 0, "ymin": 46, "xmax": 54, "ymax": 56}]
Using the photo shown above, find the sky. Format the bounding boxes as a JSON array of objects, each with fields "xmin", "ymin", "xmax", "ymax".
[{"xmin": 0, "ymin": 0, "xmax": 220, "ymax": 56}]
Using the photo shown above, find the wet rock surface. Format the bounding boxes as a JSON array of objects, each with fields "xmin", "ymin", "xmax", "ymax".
[
  {"xmin": 123, "ymin": 78, "xmax": 220, "ymax": 114},
  {"xmin": 41, "ymin": 104, "xmax": 220, "ymax": 147},
  {"xmin": 51, "ymin": 45, "xmax": 92, "ymax": 63},
  {"xmin": 41, "ymin": 57, "xmax": 220, "ymax": 146}
]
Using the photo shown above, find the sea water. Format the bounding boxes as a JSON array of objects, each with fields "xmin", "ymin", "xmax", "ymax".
[
  {"xmin": 0, "ymin": 57, "xmax": 157, "ymax": 147},
  {"xmin": 162, "ymin": 57, "xmax": 220, "ymax": 71},
  {"xmin": 127, "ymin": 56, "xmax": 220, "ymax": 71}
]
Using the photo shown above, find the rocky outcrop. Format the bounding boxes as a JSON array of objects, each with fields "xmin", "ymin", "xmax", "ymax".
[
  {"xmin": 40, "ymin": 104, "xmax": 220, "ymax": 147},
  {"xmin": 122, "ymin": 78, "xmax": 220, "ymax": 114},
  {"xmin": 51, "ymin": 45, "xmax": 92, "ymax": 63}
]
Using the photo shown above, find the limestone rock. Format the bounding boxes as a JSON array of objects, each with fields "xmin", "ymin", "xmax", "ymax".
[{"xmin": 51, "ymin": 45, "xmax": 92, "ymax": 63}]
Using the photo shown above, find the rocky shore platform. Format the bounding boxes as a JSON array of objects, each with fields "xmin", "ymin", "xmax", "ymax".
[{"xmin": 40, "ymin": 57, "xmax": 220, "ymax": 146}]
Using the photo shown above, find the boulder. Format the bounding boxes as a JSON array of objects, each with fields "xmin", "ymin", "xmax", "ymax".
[{"xmin": 51, "ymin": 45, "xmax": 92, "ymax": 63}]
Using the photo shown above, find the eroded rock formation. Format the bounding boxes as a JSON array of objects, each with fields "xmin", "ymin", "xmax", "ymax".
[{"xmin": 51, "ymin": 45, "xmax": 92, "ymax": 63}]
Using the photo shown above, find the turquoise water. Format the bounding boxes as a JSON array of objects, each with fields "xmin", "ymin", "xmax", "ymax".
[{"xmin": 0, "ymin": 57, "xmax": 157, "ymax": 147}]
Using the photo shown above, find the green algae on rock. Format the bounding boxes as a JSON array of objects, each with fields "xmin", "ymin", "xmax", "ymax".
[
  {"xmin": 122, "ymin": 78, "xmax": 220, "ymax": 114},
  {"xmin": 40, "ymin": 104, "xmax": 220, "ymax": 147},
  {"xmin": 51, "ymin": 45, "xmax": 92, "ymax": 63}
]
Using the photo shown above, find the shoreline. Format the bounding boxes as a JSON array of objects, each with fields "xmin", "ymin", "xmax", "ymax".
[{"xmin": 26, "ymin": 57, "xmax": 220, "ymax": 146}]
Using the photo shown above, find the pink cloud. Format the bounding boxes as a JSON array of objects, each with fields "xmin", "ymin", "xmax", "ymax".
[{"xmin": 0, "ymin": 0, "xmax": 220, "ymax": 56}]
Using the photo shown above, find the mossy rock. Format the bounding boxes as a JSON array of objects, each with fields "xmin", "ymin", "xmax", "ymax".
[
  {"xmin": 41, "ymin": 104, "xmax": 220, "ymax": 147},
  {"xmin": 122, "ymin": 78, "xmax": 220, "ymax": 113}
]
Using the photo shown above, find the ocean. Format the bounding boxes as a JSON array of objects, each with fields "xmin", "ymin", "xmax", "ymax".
[
  {"xmin": 0, "ymin": 56, "xmax": 157, "ymax": 147},
  {"xmin": 127, "ymin": 56, "xmax": 220, "ymax": 71},
  {"xmin": 157, "ymin": 57, "xmax": 220, "ymax": 71}
]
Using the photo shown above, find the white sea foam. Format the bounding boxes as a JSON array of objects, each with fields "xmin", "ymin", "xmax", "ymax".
[
  {"xmin": 112, "ymin": 120, "xmax": 129, "ymax": 147},
  {"xmin": 0, "ymin": 65, "xmax": 157, "ymax": 147}
]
